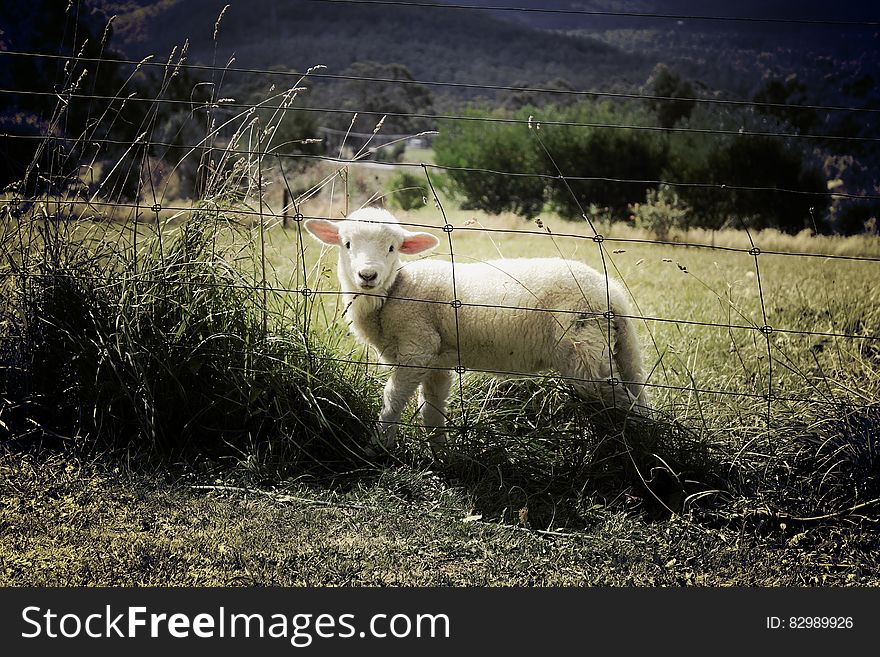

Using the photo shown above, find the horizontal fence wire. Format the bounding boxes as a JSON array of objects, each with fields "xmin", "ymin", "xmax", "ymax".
[
  {"xmin": 1, "ymin": 268, "xmax": 877, "ymax": 344},
  {"xmin": 3, "ymin": 88, "xmax": 879, "ymax": 146},
  {"xmin": 6, "ymin": 139, "xmax": 880, "ymax": 210},
  {"xmin": 303, "ymin": 0, "xmax": 880, "ymax": 27},
  {"xmin": 0, "ymin": 320, "xmax": 862, "ymax": 411},
  {"xmin": 2, "ymin": 31, "xmax": 879, "ymax": 444},
  {"xmin": 5, "ymin": 200, "xmax": 880, "ymax": 264},
  {"xmin": 4, "ymin": 132, "xmax": 880, "ymax": 203},
  {"xmin": 2, "ymin": 49, "xmax": 879, "ymax": 116}
]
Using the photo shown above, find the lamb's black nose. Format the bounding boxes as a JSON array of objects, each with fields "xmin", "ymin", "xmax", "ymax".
[{"xmin": 359, "ymin": 270, "xmax": 378, "ymax": 282}]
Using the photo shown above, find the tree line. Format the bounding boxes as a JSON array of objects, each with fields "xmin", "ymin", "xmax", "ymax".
[{"xmin": 432, "ymin": 66, "xmax": 876, "ymax": 236}]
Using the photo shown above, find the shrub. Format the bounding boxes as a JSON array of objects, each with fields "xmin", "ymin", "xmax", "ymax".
[
  {"xmin": 667, "ymin": 107, "xmax": 831, "ymax": 233},
  {"xmin": 434, "ymin": 107, "xmax": 546, "ymax": 218},
  {"xmin": 703, "ymin": 136, "xmax": 829, "ymax": 233},
  {"xmin": 629, "ymin": 185, "xmax": 692, "ymax": 241},
  {"xmin": 434, "ymin": 102, "xmax": 669, "ymax": 221},
  {"xmin": 386, "ymin": 170, "xmax": 428, "ymax": 211},
  {"xmin": 537, "ymin": 102, "xmax": 670, "ymax": 219}
]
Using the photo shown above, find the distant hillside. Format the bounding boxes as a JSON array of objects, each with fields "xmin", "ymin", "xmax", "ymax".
[
  {"xmin": 89, "ymin": 1, "xmax": 880, "ymax": 113},
  {"xmin": 457, "ymin": 0, "xmax": 880, "ymax": 32},
  {"xmin": 83, "ymin": 2, "xmax": 880, "ymax": 176},
  {"xmin": 94, "ymin": 0, "xmax": 651, "ymax": 92}
]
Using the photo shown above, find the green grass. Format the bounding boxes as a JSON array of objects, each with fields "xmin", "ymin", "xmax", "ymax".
[
  {"xmin": 254, "ymin": 201, "xmax": 880, "ymax": 531},
  {"xmin": 3, "ymin": 449, "xmax": 878, "ymax": 586},
  {"xmin": 0, "ymin": 207, "xmax": 380, "ymax": 476},
  {"xmin": 262, "ymin": 202, "xmax": 880, "ymax": 430}
]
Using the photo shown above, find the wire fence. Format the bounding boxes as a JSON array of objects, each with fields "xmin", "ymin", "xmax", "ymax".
[{"xmin": 2, "ymin": 8, "xmax": 879, "ymax": 446}]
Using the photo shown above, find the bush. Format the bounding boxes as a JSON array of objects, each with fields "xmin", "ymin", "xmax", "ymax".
[
  {"xmin": 434, "ymin": 102, "xmax": 669, "ymax": 221},
  {"xmin": 667, "ymin": 107, "xmax": 831, "ymax": 233},
  {"xmin": 537, "ymin": 102, "xmax": 670, "ymax": 219},
  {"xmin": 703, "ymin": 136, "xmax": 829, "ymax": 233},
  {"xmin": 629, "ymin": 185, "xmax": 691, "ymax": 241},
  {"xmin": 432, "ymin": 101, "xmax": 831, "ymax": 233},
  {"xmin": 434, "ymin": 107, "xmax": 546, "ymax": 218},
  {"xmin": 386, "ymin": 170, "xmax": 428, "ymax": 210}
]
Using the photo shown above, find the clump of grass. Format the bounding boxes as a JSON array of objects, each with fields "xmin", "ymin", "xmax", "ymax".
[
  {"xmin": 430, "ymin": 376, "xmax": 725, "ymax": 528},
  {"xmin": 0, "ymin": 14, "xmax": 386, "ymax": 476},
  {"xmin": 770, "ymin": 405, "xmax": 880, "ymax": 520},
  {"xmin": 0, "ymin": 207, "xmax": 378, "ymax": 476},
  {"xmin": 416, "ymin": 368, "xmax": 880, "ymax": 530}
]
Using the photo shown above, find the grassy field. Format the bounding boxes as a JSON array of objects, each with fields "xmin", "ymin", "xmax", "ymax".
[{"xmin": 2, "ymin": 174, "xmax": 880, "ymax": 586}]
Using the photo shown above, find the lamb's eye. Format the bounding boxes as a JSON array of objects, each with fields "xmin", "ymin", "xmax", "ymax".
[
  {"xmin": 389, "ymin": 245, "xmax": 395, "ymax": 253},
  {"xmin": 345, "ymin": 241, "xmax": 351, "ymax": 249}
]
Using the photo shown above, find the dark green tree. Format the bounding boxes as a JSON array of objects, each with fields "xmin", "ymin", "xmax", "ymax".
[
  {"xmin": 696, "ymin": 136, "xmax": 829, "ymax": 233},
  {"xmin": 646, "ymin": 64, "xmax": 696, "ymax": 129},
  {"xmin": 539, "ymin": 102, "xmax": 669, "ymax": 218},
  {"xmin": 753, "ymin": 76, "xmax": 818, "ymax": 133}
]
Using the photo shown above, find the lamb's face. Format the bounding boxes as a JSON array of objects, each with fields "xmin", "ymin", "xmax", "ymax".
[
  {"xmin": 304, "ymin": 209, "xmax": 439, "ymax": 293},
  {"xmin": 337, "ymin": 220, "xmax": 408, "ymax": 292}
]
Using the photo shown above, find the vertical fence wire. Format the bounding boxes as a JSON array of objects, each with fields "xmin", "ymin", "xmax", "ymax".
[
  {"xmin": 527, "ymin": 121, "xmax": 621, "ymax": 409},
  {"xmin": 422, "ymin": 164, "xmax": 467, "ymax": 431},
  {"xmin": 257, "ymin": 119, "xmax": 269, "ymax": 337}
]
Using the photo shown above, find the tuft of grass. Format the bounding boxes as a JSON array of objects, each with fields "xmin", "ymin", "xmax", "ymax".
[
  {"xmin": 420, "ymin": 376, "xmax": 724, "ymax": 528},
  {"xmin": 778, "ymin": 406, "xmax": 880, "ymax": 519},
  {"xmin": 0, "ymin": 208, "xmax": 378, "ymax": 476}
]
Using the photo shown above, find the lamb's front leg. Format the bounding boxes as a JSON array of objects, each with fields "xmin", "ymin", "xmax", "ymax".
[
  {"xmin": 418, "ymin": 369, "xmax": 453, "ymax": 449},
  {"xmin": 375, "ymin": 365, "xmax": 427, "ymax": 449}
]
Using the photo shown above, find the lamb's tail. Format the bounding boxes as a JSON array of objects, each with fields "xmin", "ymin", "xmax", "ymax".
[{"xmin": 613, "ymin": 312, "xmax": 651, "ymax": 414}]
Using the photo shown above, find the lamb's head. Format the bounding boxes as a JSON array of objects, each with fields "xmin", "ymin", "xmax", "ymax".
[{"xmin": 304, "ymin": 208, "xmax": 439, "ymax": 293}]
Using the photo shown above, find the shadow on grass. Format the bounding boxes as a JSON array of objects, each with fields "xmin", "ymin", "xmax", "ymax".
[{"xmin": 428, "ymin": 379, "xmax": 728, "ymax": 529}]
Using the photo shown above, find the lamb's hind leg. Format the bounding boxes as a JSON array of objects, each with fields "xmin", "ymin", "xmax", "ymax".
[
  {"xmin": 555, "ymin": 328, "xmax": 639, "ymax": 413},
  {"xmin": 418, "ymin": 369, "xmax": 453, "ymax": 449}
]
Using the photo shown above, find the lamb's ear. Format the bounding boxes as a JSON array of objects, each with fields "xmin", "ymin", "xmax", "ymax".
[
  {"xmin": 303, "ymin": 219, "xmax": 341, "ymax": 246},
  {"xmin": 400, "ymin": 231, "xmax": 440, "ymax": 254}
]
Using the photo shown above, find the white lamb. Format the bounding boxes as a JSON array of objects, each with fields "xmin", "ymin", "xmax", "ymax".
[{"xmin": 305, "ymin": 207, "xmax": 650, "ymax": 449}]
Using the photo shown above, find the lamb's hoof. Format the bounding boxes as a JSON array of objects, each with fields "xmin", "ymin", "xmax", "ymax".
[
  {"xmin": 427, "ymin": 431, "xmax": 450, "ymax": 460},
  {"xmin": 364, "ymin": 429, "xmax": 396, "ymax": 460},
  {"xmin": 374, "ymin": 421, "xmax": 398, "ymax": 449}
]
